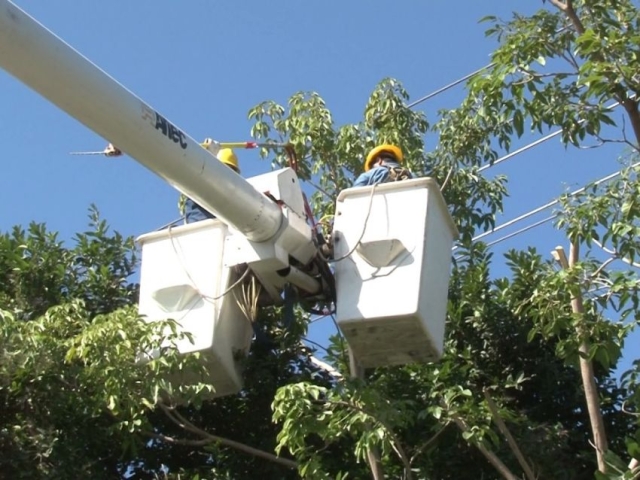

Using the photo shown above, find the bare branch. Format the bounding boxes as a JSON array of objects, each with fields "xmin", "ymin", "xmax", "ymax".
[
  {"xmin": 145, "ymin": 431, "xmax": 213, "ymax": 447},
  {"xmin": 410, "ymin": 424, "xmax": 450, "ymax": 465},
  {"xmin": 483, "ymin": 390, "xmax": 537, "ymax": 480},
  {"xmin": 556, "ymin": 243, "xmax": 609, "ymax": 473},
  {"xmin": 547, "ymin": 0, "xmax": 568, "ymax": 12},
  {"xmin": 548, "ymin": 0, "xmax": 586, "ymax": 35},
  {"xmin": 579, "ymin": 127, "xmax": 640, "ymax": 152},
  {"xmin": 622, "ymin": 400, "xmax": 640, "ymax": 417},
  {"xmin": 593, "ymin": 239, "xmax": 640, "ymax": 270},
  {"xmin": 440, "ymin": 166, "xmax": 454, "ymax": 192},
  {"xmin": 618, "ymin": 115, "xmax": 640, "ymax": 153},
  {"xmin": 158, "ymin": 403, "xmax": 298, "ymax": 469},
  {"xmin": 445, "ymin": 408, "xmax": 519, "ymax": 480},
  {"xmin": 560, "ymin": 50, "xmax": 580, "ymax": 70},
  {"xmin": 307, "ymin": 351, "xmax": 343, "ymax": 379},
  {"xmin": 591, "ymin": 256, "xmax": 618, "ymax": 279}
]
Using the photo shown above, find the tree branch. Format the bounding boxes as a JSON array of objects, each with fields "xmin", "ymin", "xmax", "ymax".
[
  {"xmin": 446, "ymin": 409, "xmax": 519, "ymax": 480},
  {"xmin": 593, "ymin": 239, "xmax": 640, "ymax": 270},
  {"xmin": 440, "ymin": 166, "xmax": 454, "ymax": 192},
  {"xmin": 347, "ymin": 349, "xmax": 385, "ymax": 480},
  {"xmin": 548, "ymin": 0, "xmax": 586, "ymax": 34},
  {"xmin": 591, "ymin": 256, "xmax": 617, "ymax": 279},
  {"xmin": 157, "ymin": 403, "xmax": 297, "ymax": 469},
  {"xmin": 145, "ymin": 431, "xmax": 214, "ymax": 447},
  {"xmin": 324, "ymin": 398, "xmax": 413, "ymax": 480},
  {"xmin": 622, "ymin": 400, "xmax": 640, "ymax": 417},
  {"xmin": 410, "ymin": 424, "xmax": 449, "ymax": 465},
  {"xmin": 548, "ymin": 0, "xmax": 640, "ymax": 146},
  {"xmin": 620, "ymin": 99, "xmax": 640, "ymax": 149},
  {"xmin": 483, "ymin": 389, "xmax": 537, "ymax": 480},
  {"xmin": 553, "ymin": 244, "xmax": 609, "ymax": 473}
]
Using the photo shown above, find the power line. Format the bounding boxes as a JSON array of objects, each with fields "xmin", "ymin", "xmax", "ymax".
[
  {"xmin": 479, "ymin": 97, "xmax": 627, "ymax": 173},
  {"xmin": 405, "ymin": 64, "xmax": 494, "ymax": 109},
  {"xmin": 456, "ymin": 163, "xmax": 637, "ymax": 249},
  {"xmin": 484, "ymin": 215, "xmax": 556, "ymax": 248},
  {"xmin": 406, "ymin": 27, "xmax": 572, "ymax": 110},
  {"xmin": 478, "ymin": 130, "xmax": 563, "ymax": 173},
  {"xmin": 472, "ymin": 198, "xmax": 559, "ymax": 244},
  {"xmin": 450, "ymin": 96, "xmax": 633, "ymax": 249}
]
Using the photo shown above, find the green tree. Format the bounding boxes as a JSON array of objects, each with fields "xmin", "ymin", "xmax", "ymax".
[
  {"xmin": 3, "ymin": 1, "xmax": 640, "ymax": 479},
  {"xmin": 257, "ymin": 0, "xmax": 640, "ymax": 478}
]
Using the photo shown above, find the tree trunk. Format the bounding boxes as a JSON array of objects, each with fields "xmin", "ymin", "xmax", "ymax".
[
  {"xmin": 555, "ymin": 244, "xmax": 609, "ymax": 473},
  {"xmin": 349, "ymin": 348, "xmax": 385, "ymax": 480}
]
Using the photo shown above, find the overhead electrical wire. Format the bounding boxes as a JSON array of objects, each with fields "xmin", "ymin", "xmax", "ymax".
[
  {"xmin": 454, "ymin": 163, "xmax": 640, "ymax": 253},
  {"xmin": 403, "ymin": 55, "xmax": 632, "ymax": 251},
  {"xmin": 405, "ymin": 63, "xmax": 495, "ymax": 109},
  {"xmin": 484, "ymin": 215, "xmax": 557, "ymax": 249},
  {"xmin": 405, "ymin": 27, "xmax": 571, "ymax": 110},
  {"xmin": 478, "ymin": 98, "xmax": 628, "ymax": 173},
  {"xmin": 478, "ymin": 130, "xmax": 563, "ymax": 173}
]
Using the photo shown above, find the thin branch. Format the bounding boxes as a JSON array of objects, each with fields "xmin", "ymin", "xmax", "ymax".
[
  {"xmin": 583, "ymin": 130, "xmax": 639, "ymax": 152},
  {"xmin": 593, "ymin": 239, "xmax": 640, "ymax": 269},
  {"xmin": 622, "ymin": 400, "xmax": 640, "ymax": 417},
  {"xmin": 440, "ymin": 166, "xmax": 454, "ymax": 192},
  {"xmin": 548, "ymin": 0, "xmax": 586, "ymax": 35},
  {"xmin": 410, "ymin": 424, "xmax": 450, "ymax": 464},
  {"xmin": 158, "ymin": 404, "xmax": 297, "ymax": 469},
  {"xmin": 547, "ymin": 0, "xmax": 568, "ymax": 12},
  {"xmin": 346, "ymin": 351, "xmax": 384, "ymax": 480},
  {"xmin": 560, "ymin": 50, "xmax": 580, "ymax": 70},
  {"xmin": 592, "ymin": 256, "xmax": 618, "ymax": 279},
  {"xmin": 446, "ymin": 408, "xmax": 519, "ymax": 480},
  {"xmin": 483, "ymin": 390, "xmax": 537, "ymax": 480},
  {"xmin": 618, "ymin": 115, "xmax": 640, "ymax": 153},
  {"xmin": 302, "ymin": 337, "xmax": 331, "ymax": 355},
  {"xmin": 146, "ymin": 431, "xmax": 213, "ymax": 447},
  {"xmin": 307, "ymin": 180, "xmax": 333, "ymax": 200},
  {"xmin": 304, "ymin": 343, "xmax": 344, "ymax": 379},
  {"xmin": 323, "ymin": 399, "xmax": 413, "ymax": 480},
  {"xmin": 559, "ymin": 243, "xmax": 609, "ymax": 473}
]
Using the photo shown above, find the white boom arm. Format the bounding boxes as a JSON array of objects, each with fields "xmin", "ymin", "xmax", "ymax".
[{"xmin": 0, "ymin": 0, "xmax": 282, "ymax": 243}]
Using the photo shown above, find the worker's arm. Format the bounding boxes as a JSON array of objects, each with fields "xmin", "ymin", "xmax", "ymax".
[
  {"xmin": 353, "ymin": 172, "xmax": 372, "ymax": 187},
  {"xmin": 354, "ymin": 167, "xmax": 392, "ymax": 187}
]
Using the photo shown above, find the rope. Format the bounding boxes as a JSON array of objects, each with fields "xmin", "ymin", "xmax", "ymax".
[
  {"xmin": 328, "ymin": 183, "xmax": 378, "ymax": 263},
  {"xmin": 167, "ymin": 225, "xmax": 250, "ymax": 302},
  {"xmin": 284, "ymin": 144, "xmax": 300, "ymax": 173},
  {"xmin": 283, "ymin": 143, "xmax": 320, "ymax": 232},
  {"xmin": 155, "ymin": 216, "xmax": 187, "ymax": 231}
]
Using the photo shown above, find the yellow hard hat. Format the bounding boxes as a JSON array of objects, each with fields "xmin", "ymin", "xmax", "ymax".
[
  {"xmin": 365, "ymin": 144, "xmax": 403, "ymax": 172},
  {"xmin": 218, "ymin": 148, "xmax": 240, "ymax": 173}
]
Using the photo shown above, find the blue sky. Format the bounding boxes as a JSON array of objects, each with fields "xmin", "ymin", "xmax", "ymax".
[{"xmin": 1, "ymin": 1, "xmax": 637, "ymax": 374}]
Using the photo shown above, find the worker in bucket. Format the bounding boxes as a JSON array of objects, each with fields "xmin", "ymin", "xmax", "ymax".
[
  {"xmin": 185, "ymin": 147, "xmax": 241, "ymax": 222},
  {"xmin": 353, "ymin": 144, "xmax": 412, "ymax": 187}
]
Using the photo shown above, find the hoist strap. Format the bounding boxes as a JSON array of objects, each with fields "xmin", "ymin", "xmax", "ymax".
[{"xmin": 387, "ymin": 166, "xmax": 413, "ymax": 182}]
